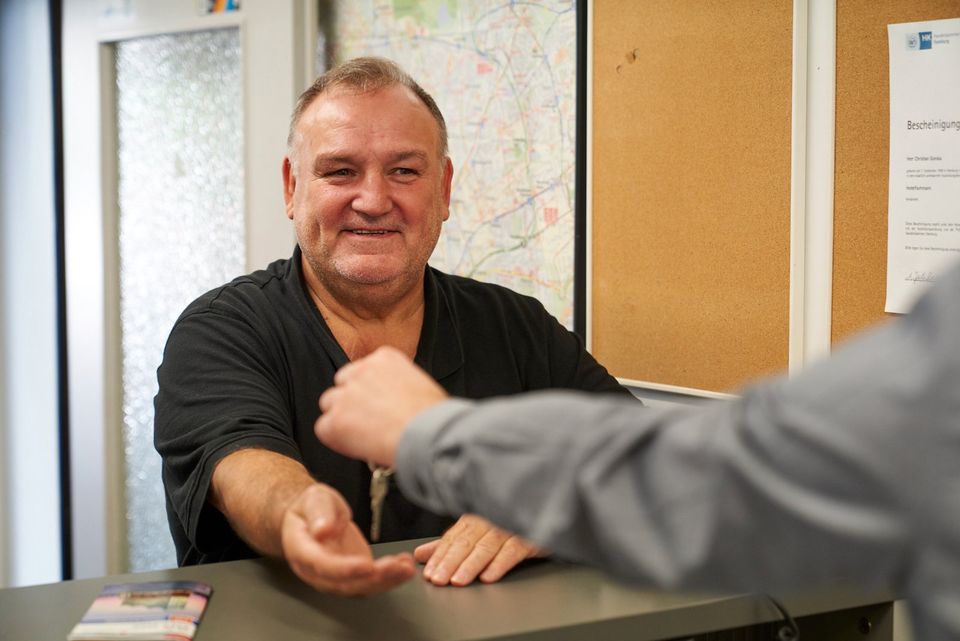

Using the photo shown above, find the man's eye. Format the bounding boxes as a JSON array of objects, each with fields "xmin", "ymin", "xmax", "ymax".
[
  {"xmin": 316, "ymin": 168, "xmax": 354, "ymax": 180},
  {"xmin": 392, "ymin": 167, "xmax": 418, "ymax": 176}
]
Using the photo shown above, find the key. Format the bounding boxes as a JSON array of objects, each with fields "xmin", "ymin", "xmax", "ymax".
[{"xmin": 369, "ymin": 465, "xmax": 394, "ymax": 543}]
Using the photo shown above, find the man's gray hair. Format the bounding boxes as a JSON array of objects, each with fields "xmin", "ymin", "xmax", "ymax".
[{"xmin": 287, "ymin": 56, "xmax": 448, "ymax": 158}]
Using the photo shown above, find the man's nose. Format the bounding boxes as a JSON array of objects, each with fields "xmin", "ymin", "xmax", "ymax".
[{"xmin": 351, "ymin": 173, "xmax": 392, "ymax": 216}]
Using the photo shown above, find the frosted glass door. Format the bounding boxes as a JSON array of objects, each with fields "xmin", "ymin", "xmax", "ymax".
[{"xmin": 116, "ymin": 27, "xmax": 244, "ymax": 571}]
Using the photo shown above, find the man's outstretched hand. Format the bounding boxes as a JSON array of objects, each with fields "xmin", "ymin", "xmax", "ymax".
[
  {"xmin": 281, "ymin": 482, "xmax": 416, "ymax": 596},
  {"xmin": 211, "ymin": 449, "xmax": 415, "ymax": 596}
]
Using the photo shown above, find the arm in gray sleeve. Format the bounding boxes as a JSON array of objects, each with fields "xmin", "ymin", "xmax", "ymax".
[{"xmin": 396, "ymin": 264, "xmax": 960, "ymax": 598}]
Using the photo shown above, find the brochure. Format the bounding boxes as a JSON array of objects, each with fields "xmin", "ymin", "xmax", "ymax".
[{"xmin": 67, "ymin": 580, "xmax": 212, "ymax": 641}]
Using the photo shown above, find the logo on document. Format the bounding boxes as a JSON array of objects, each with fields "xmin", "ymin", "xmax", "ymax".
[{"xmin": 907, "ymin": 32, "xmax": 934, "ymax": 50}]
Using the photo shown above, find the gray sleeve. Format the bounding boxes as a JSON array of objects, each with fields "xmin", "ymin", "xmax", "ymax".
[{"xmin": 396, "ymin": 265, "xmax": 960, "ymax": 595}]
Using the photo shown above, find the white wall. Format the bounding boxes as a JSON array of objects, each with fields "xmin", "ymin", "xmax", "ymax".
[{"xmin": 0, "ymin": 0, "xmax": 63, "ymax": 588}]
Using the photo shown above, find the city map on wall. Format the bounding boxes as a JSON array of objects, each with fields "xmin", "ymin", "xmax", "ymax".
[{"xmin": 333, "ymin": 0, "xmax": 578, "ymax": 327}]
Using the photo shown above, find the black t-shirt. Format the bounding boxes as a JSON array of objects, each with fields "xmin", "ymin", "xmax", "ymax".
[{"xmin": 154, "ymin": 246, "xmax": 631, "ymax": 565}]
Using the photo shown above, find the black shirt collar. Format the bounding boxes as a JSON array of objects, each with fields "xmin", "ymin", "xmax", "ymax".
[{"xmin": 292, "ymin": 246, "xmax": 464, "ymax": 380}]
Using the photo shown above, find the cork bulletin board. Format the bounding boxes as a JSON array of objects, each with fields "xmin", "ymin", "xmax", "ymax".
[
  {"xmin": 832, "ymin": 0, "xmax": 960, "ymax": 344},
  {"xmin": 589, "ymin": 1, "xmax": 794, "ymax": 393}
]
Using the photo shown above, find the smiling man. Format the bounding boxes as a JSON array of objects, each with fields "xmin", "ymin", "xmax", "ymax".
[{"xmin": 154, "ymin": 57, "xmax": 630, "ymax": 596}]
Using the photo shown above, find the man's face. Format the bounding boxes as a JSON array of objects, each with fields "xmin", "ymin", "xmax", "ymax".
[{"xmin": 283, "ymin": 84, "xmax": 453, "ymax": 298}]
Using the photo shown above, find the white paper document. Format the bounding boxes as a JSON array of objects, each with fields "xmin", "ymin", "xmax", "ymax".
[{"xmin": 886, "ymin": 18, "xmax": 960, "ymax": 313}]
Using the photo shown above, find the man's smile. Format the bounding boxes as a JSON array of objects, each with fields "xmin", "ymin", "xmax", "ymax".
[{"xmin": 344, "ymin": 227, "xmax": 400, "ymax": 236}]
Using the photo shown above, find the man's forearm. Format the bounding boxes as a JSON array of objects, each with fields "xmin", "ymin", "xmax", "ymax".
[{"xmin": 209, "ymin": 448, "xmax": 315, "ymax": 558}]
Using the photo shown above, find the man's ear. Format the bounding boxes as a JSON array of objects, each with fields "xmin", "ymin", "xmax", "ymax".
[
  {"xmin": 441, "ymin": 157, "xmax": 453, "ymax": 221},
  {"xmin": 282, "ymin": 156, "xmax": 296, "ymax": 220}
]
